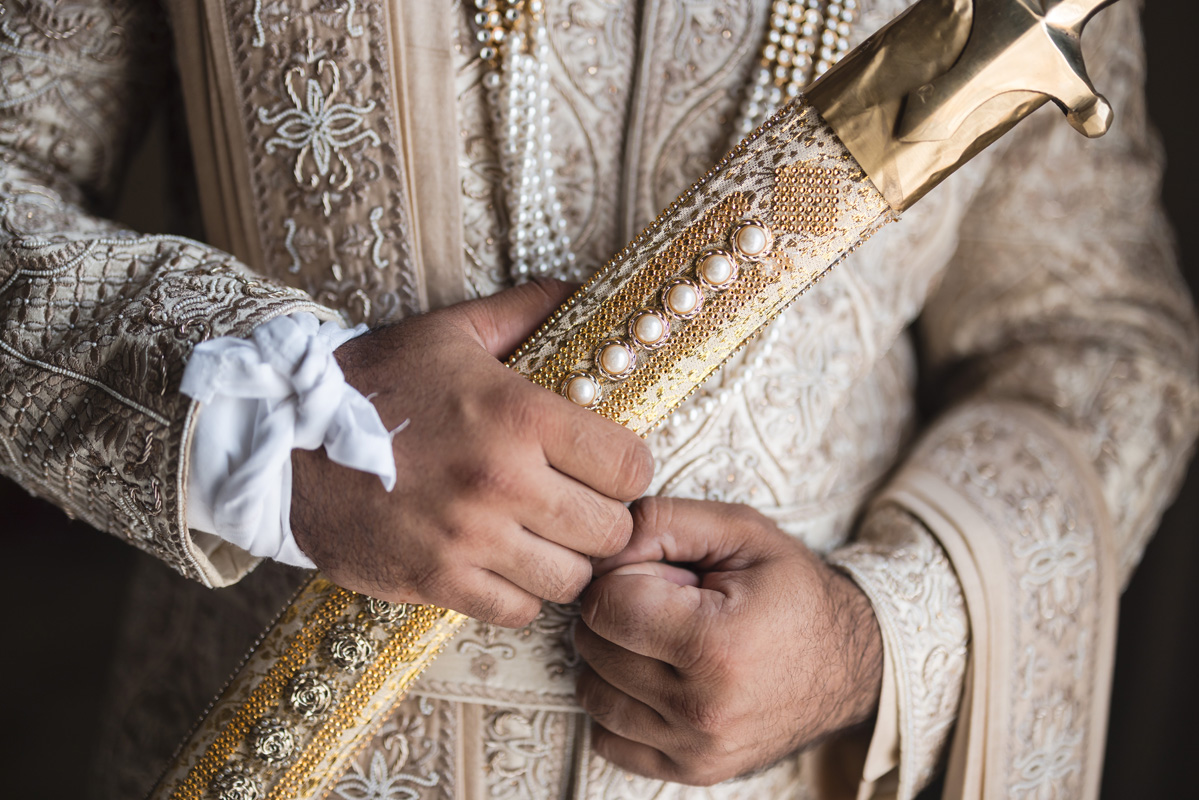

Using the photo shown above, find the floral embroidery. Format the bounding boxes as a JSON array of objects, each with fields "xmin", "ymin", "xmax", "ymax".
[
  {"xmin": 259, "ymin": 59, "xmax": 381, "ymax": 215},
  {"xmin": 334, "ymin": 750, "xmax": 439, "ymax": 800}
]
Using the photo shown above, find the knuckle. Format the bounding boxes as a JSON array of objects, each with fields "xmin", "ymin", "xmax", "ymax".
[
  {"xmin": 563, "ymin": 495, "xmax": 629, "ymax": 558},
  {"xmin": 542, "ymin": 554, "xmax": 592, "ymax": 603},
  {"xmin": 630, "ymin": 495, "xmax": 665, "ymax": 533},
  {"xmin": 404, "ymin": 557, "xmax": 445, "ymax": 597},
  {"xmin": 486, "ymin": 591, "xmax": 543, "ymax": 629},
  {"xmin": 495, "ymin": 383, "xmax": 542, "ymax": 429},
  {"xmin": 450, "ymin": 456, "xmax": 512, "ymax": 500},
  {"xmin": 577, "ymin": 676, "xmax": 614, "ymax": 720},
  {"xmin": 666, "ymin": 700, "xmax": 727, "ymax": 759},
  {"xmin": 727, "ymin": 502, "xmax": 774, "ymax": 537},
  {"xmin": 579, "ymin": 580, "xmax": 611, "ymax": 631},
  {"xmin": 618, "ymin": 439, "xmax": 655, "ymax": 497},
  {"xmin": 670, "ymin": 753, "xmax": 719, "ymax": 787},
  {"xmin": 595, "ymin": 505, "xmax": 633, "ymax": 557},
  {"xmin": 689, "ymin": 701, "xmax": 725, "ymax": 737}
]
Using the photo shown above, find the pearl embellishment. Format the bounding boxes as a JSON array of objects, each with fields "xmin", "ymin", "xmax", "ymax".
[
  {"xmin": 631, "ymin": 311, "xmax": 670, "ymax": 347},
  {"xmin": 732, "ymin": 221, "xmax": 771, "ymax": 258},
  {"xmin": 697, "ymin": 250, "xmax": 737, "ymax": 289},
  {"xmin": 597, "ymin": 341, "xmax": 635, "ymax": 378},
  {"xmin": 564, "ymin": 373, "xmax": 601, "ymax": 407},
  {"xmin": 663, "ymin": 280, "xmax": 703, "ymax": 318}
]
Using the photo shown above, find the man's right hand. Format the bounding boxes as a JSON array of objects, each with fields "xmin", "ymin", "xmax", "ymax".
[{"xmin": 290, "ymin": 279, "xmax": 654, "ymax": 628}]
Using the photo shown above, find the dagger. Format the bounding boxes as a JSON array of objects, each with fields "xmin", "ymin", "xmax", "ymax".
[{"xmin": 153, "ymin": 0, "xmax": 1120, "ymax": 796}]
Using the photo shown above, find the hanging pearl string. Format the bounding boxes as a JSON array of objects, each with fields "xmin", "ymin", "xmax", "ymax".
[
  {"xmin": 471, "ymin": 1, "xmax": 855, "ymax": 426},
  {"xmin": 731, "ymin": 0, "xmax": 857, "ymax": 148},
  {"xmin": 474, "ymin": 0, "xmax": 579, "ymax": 283}
]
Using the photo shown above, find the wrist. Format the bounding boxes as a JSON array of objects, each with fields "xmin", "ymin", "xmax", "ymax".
[{"xmin": 826, "ymin": 562, "xmax": 885, "ymax": 726}]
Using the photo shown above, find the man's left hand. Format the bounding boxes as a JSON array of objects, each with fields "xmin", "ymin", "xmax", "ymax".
[{"xmin": 574, "ymin": 497, "xmax": 884, "ymax": 786}]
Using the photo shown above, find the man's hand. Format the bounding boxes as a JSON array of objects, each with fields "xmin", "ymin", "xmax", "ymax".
[
  {"xmin": 290, "ymin": 279, "xmax": 654, "ymax": 628},
  {"xmin": 574, "ymin": 497, "xmax": 883, "ymax": 786}
]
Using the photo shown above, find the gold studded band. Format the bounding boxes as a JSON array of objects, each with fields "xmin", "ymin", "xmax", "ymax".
[
  {"xmin": 511, "ymin": 99, "xmax": 893, "ymax": 434},
  {"xmin": 150, "ymin": 98, "xmax": 894, "ymax": 800}
]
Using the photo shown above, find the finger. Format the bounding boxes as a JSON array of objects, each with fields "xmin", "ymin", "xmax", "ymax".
[
  {"xmin": 576, "ymin": 666, "xmax": 672, "ymax": 748},
  {"xmin": 580, "ymin": 569, "xmax": 721, "ymax": 668},
  {"xmin": 606, "ymin": 561, "xmax": 701, "ymax": 587},
  {"xmin": 589, "ymin": 724, "xmax": 678, "ymax": 783},
  {"xmin": 486, "ymin": 525, "xmax": 594, "ymax": 604},
  {"xmin": 520, "ymin": 469, "xmax": 634, "ymax": 558},
  {"xmin": 574, "ymin": 620, "xmax": 676, "ymax": 709},
  {"xmin": 593, "ymin": 496, "xmax": 777, "ymax": 576},
  {"xmin": 536, "ymin": 392, "xmax": 655, "ymax": 502},
  {"xmin": 425, "ymin": 567, "xmax": 544, "ymax": 629},
  {"xmin": 449, "ymin": 278, "xmax": 577, "ymax": 358}
]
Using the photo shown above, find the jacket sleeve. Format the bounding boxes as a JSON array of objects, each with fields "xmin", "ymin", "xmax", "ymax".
[
  {"xmin": 0, "ymin": 0, "xmax": 333, "ymax": 586},
  {"xmin": 826, "ymin": 3, "xmax": 1199, "ymax": 798}
]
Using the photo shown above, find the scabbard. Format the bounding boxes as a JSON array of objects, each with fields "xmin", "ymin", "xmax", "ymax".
[
  {"xmin": 151, "ymin": 98, "xmax": 894, "ymax": 800},
  {"xmin": 152, "ymin": 0, "xmax": 1122, "ymax": 792}
]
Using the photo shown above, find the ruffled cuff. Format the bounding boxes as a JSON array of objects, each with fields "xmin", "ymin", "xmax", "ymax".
[
  {"xmin": 181, "ymin": 312, "xmax": 398, "ymax": 568},
  {"xmin": 823, "ymin": 505, "xmax": 970, "ymax": 800}
]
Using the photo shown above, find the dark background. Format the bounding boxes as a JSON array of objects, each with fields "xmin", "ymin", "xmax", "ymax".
[{"xmin": 2, "ymin": 5, "xmax": 1196, "ymax": 797}]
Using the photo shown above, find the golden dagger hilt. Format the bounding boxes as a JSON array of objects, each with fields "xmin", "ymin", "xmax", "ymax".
[{"xmin": 808, "ymin": 0, "xmax": 1120, "ymax": 211}]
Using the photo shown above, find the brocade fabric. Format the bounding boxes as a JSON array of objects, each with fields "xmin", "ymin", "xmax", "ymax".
[{"xmin": 0, "ymin": 1, "xmax": 1193, "ymax": 799}]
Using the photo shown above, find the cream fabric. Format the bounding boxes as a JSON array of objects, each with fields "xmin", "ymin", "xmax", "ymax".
[{"xmin": 0, "ymin": 1, "xmax": 1193, "ymax": 799}]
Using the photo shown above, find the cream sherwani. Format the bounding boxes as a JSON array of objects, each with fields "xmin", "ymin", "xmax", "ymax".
[{"xmin": 0, "ymin": 1, "xmax": 1194, "ymax": 798}]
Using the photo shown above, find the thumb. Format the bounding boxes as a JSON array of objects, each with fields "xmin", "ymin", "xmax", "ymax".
[
  {"xmin": 607, "ymin": 561, "xmax": 701, "ymax": 587},
  {"xmin": 447, "ymin": 278, "xmax": 577, "ymax": 358},
  {"xmin": 593, "ymin": 497, "xmax": 780, "ymax": 576}
]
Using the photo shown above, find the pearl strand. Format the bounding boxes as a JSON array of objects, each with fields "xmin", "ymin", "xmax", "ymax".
[
  {"xmin": 690, "ymin": 1, "xmax": 855, "ymax": 429},
  {"xmin": 470, "ymin": 2, "xmax": 853, "ymax": 428},
  {"xmin": 475, "ymin": 0, "xmax": 578, "ymax": 283},
  {"xmin": 731, "ymin": 0, "xmax": 857, "ymax": 147}
]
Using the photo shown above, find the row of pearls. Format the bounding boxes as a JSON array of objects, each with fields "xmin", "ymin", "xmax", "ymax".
[
  {"xmin": 474, "ymin": 0, "xmax": 579, "ymax": 282},
  {"xmin": 731, "ymin": 0, "xmax": 858, "ymax": 145},
  {"xmin": 676, "ymin": 1, "xmax": 857, "ymax": 429},
  {"xmin": 561, "ymin": 220, "xmax": 774, "ymax": 409},
  {"xmin": 472, "ymin": 2, "xmax": 857, "ymax": 425}
]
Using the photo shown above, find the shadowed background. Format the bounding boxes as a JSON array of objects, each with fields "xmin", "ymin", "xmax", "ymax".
[{"xmin": 2, "ymin": 5, "xmax": 1195, "ymax": 796}]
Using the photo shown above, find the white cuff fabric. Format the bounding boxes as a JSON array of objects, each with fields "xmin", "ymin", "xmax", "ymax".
[{"xmin": 181, "ymin": 312, "xmax": 398, "ymax": 568}]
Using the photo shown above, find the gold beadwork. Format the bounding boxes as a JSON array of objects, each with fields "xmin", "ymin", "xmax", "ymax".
[
  {"xmin": 527, "ymin": 194, "xmax": 751, "ymax": 398},
  {"xmin": 774, "ymin": 162, "xmax": 843, "ymax": 236},
  {"xmin": 168, "ymin": 584, "xmax": 354, "ymax": 800},
  {"xmin": 269, "ymin": 605, "xmax": 463, "ymax": 797}
]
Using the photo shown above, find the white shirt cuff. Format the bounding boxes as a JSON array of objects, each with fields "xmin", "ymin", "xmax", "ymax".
[{"xmin": 181, "ymin": 312, "xmax": 397, "ymax": 569}]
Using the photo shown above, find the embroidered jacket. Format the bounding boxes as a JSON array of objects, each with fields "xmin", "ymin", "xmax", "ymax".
[{"xmin": 0, "ymin": 1, "xmax": 1195, "ymax": 798}]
